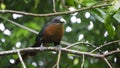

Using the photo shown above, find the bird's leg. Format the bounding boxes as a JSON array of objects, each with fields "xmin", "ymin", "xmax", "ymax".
[
  {"xmin": 54, "ymin": 42, "xmax": 62, "ymax": 50},
  {"xmin": 39, "ymin": 43, "xmax": 44, "ymax": 50},
  {"xmin": 40, "ymin": 43, "xmax": 43, "ymax": 47},
  {"xmin": 55, "ymin": 45, "xmax": 62, "ymax": 51}
]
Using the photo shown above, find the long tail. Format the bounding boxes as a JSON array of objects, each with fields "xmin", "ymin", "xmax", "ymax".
[{"xmin": 14, "ymin": 41, "xmax": 41, "ymax": 64}]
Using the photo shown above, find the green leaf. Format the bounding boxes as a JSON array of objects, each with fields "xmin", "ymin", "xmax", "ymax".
[
  {"xmin": 113, "ymin": 12, "xmax": 120, "ymax": 23},
  {"xmin": 34, "ymin": 0, "xmax": 40, "ymax": 8},
  {"xmin": 112, "ymin": 0, "xmax": 120, "ymax": 11},
  {"xmin": 92, "ymin": 8, "xmax": 106, "ymax": 23},
  {"xmin": 73, "ymin": 58, "xmax": 79, "ymax": 65},
  {"xmin": 107, "ymin": 0, "xmax": 120, "ymax": 13},
  {"xmin": 104, "ymin": 14, "xmax": 115, "ymax": 38},
  {"xmin": 24, "ymin": 0, "xmax": 29, "ymax": 3},
  {"xmin": 0, "ymin": 3, "xmax": 6, "ymax": 9},
  {"xmin": 80, "ymin": 0, "xmax": 96, "ymax": 6},
  {"xmin": 65, "ymin": 0, "xmax": 75, "ymax": 6},
  {"xmin": 25, "ymin": 22, "xmax": 41, "ymax": 30},
  {"xmin": 15, "ymin": 29, "xmax": 29, "ymax": 37}
]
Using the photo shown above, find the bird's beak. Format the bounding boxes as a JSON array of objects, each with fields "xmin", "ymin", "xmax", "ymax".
[{"xmin": 60, "ymin": 18, "xmax": 67, "ymax": 24}]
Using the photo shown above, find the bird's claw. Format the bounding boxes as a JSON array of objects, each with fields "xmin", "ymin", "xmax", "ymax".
[
  {"xmin": 55, "ymin": 45, "xmax": 62, "ymax": 51},
  {"xmin": 39, "ymin": 43, "xmax": 44, "ymax": 50}
]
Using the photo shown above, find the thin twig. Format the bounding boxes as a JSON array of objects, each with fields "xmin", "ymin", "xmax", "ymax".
[
  {"xmin": 17, "ymin": 50, "xmax": 26, "ymax": 68},
  {"xmin": 90, "ymin": 40, "xmax": 120, "ymax": 53},
  {"xmin": 53, "ymin": 64, "xmax": 57, "ymax": 68},
  {"xmin": 0, "ymin": 4, "xmax": 111, "ymax": 17},
  {"xmin": 0, "ymin": 15, "xmax": 38, "ymax": 34},
  {"xmin": 81, "ymin": 55, "xmax": 85, "ymax": 68},
  {"xmin": 53, "ymin": 50, "xmax": 61, "ymax": 68},
  {"xmin": 104, "ymin": 49, "xmax": 120, "ymax": 57},
  {"xmin": 103, "ymin": 58, "xmax": 113, "ymax": 68},
  {"xmin": 53, "ymin": 0, "xmax": 56, "ymax": 12},
  {"xmin": 65, "ymin": 42, "xmax": 96, "ymax": 49},
  {"xmin": 60, "ymin": 0, "xmax": 68, "ymax": 9},
  {"xmin": 57, "ymin": 50, "xmax": 61, "ymax": 68}
]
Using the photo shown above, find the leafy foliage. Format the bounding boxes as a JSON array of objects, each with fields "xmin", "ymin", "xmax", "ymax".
[{"xmin": 0, "ymin": 0, "xmax": 120, "ymax": 68}]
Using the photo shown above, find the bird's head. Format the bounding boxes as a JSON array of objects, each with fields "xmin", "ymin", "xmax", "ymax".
[{"xmin": 52, "ymin": 16, "xmax": 66, "ymax": 24}]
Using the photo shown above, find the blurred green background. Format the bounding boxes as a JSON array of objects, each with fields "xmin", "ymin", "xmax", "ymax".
[{"xmin": 0, "ymin": 0, "xmax": 120, "ymax": 68}]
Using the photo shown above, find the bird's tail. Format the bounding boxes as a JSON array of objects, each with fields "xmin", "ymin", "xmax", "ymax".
[{"xmin": 14, "ymin": 41, "xmax": 41, "ymax": 65}]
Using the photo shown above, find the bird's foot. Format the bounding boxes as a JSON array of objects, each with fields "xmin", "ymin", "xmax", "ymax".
[
  {"xmin": 55, "ymin": 45, "xmax": 62, "ymax": 51},
  {"xmin": 39, "ymin": 43, "xmax": 44, "ymax": 50}
]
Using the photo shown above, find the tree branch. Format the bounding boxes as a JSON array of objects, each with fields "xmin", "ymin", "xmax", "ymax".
[
  {"xmin": 17, "ymin": 50, "xmax": 26, "ymax": 68},
  {"xmin": 0, "ymin": 15, "xmax": 38, "ymax": 34},
  {"xmin": 53, "ymin": 50, "xmax": 61, "ymax": 68},
  {"xmin": 104, "ymin": 49, "xmax": 120, "ymax": 57},
  {"xmin": 103, "ymin": 58, "xmax": 113, "ymax": 68},
  {"xmin": 0, "ymin": 4, "xmax": 111, "ymax": 17},
  {"xmin": 90, "ymin": 40, "xmax": 120, "ymax": 53},
  {"xmin": 53, "ymin": 0, "xmax": 56, "ymax": 12},
  {"xmin": 81, "ymin": 55, "xmax": 85, "ymax": 68},
  {"xmin": 65, "ymin": 42, "xmax": 96, "ymax": 49},
  {"xmin": 0, "ymin": 46, "xmax": 119, "ymax": 59},
  {"xmin": 0, "ymin": 46, "xmax": 112, "ymax": 59}
]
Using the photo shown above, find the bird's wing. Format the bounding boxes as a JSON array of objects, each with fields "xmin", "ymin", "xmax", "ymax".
[
  {"xmin": 35, "ymin": 22, "xmax": 52, "ymax": 42},
  {"xmin": 35, "ymin": 24, "xmax": 46, "ymax": 42}
]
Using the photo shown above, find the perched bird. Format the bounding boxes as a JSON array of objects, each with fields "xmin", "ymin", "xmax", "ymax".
[{"xmin": 15, "ymin": 16, "xmax": 66, "ymax": 64}]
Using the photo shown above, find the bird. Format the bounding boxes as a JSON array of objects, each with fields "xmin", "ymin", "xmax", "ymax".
[{"xmin": 14, "ymin": 16, "xmax": 66, "ymax": 64}]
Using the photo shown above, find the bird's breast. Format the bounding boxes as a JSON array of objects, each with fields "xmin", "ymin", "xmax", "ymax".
[{"xmin": 43, "ymin": 23, "xmax": 64, "ymax": 42}]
